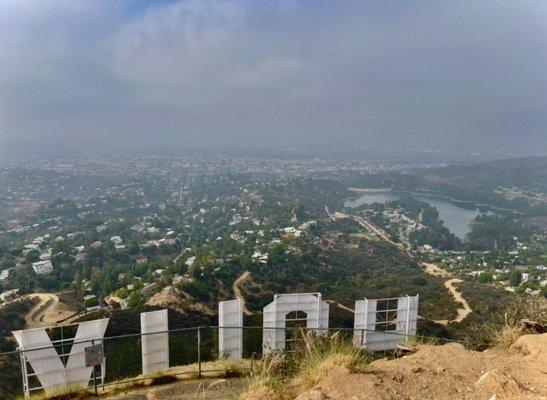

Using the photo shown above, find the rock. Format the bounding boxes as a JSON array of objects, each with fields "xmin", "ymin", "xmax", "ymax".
[
  {"xmin": 295, "ymin": 389, "xmax": 327, "ymax": 400},
  {"xmin": 434, "ymin": 367, "xmax": 445, "ymax": 374}
]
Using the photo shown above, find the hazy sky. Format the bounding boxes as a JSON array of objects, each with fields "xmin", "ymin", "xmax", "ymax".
[{"xmin": 1, "ymin": 0, "xmax": 546, "ymax": 150}]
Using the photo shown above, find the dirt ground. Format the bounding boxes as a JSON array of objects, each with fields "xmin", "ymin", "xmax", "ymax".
[
  {"xmin": 421, "ymin": 262, "xmax": 473, "ymax": 325},
  {"xmin": 24, "ymin": 293, "xmax": 77, "ymax": 328},
  {"xmin": 104, "ymin": 377, "xmax": 246, "ymax": 400},
  {"xmin": 294, "ymin": 333, "xmax": 547, "ymax": 400}
]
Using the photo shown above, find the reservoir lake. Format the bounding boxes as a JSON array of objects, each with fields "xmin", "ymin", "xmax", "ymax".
[{"xmin": 345, "ymin": 191, "xmax": 493, "ymax": 239}]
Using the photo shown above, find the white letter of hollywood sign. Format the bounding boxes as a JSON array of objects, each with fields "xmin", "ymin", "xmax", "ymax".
[{"xmin": 12, "ymin": 319, "xmax": 109, "ymax": 393}]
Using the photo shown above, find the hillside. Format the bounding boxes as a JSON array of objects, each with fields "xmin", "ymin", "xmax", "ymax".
[
  {"xmin": 241, "ymin": 333, "xmax": 547, "ymax": 400},
  {"xmin": 86, "ymin": 333, "xmax": 547, "ymax": 400}
]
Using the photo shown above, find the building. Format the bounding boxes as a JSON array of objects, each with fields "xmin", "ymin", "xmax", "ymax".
[
  {"xmin": 0, "ymin": 289, "xmax": 19, "ymax": 301},
  {"xmin": 110, "ymin": 236, "xmax": 123, "ymax": 246},
  {"xmin": 0, "ymin": 270, "xmax": 10, "ymax": 281},
  {"xmin": 32, "ymin": 260, "xmax": 54, "ymax": 275},
  {"xmin": 136, "ymin": 257, "xmax": 148, "ymax": 265}
]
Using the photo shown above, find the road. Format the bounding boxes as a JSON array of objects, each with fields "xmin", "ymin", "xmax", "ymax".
[
  {"xmin": 350, "ymin": 214, "xmax": 416, "ymax": 259},
  {"xmin": 24, "ymin": 293, "xmax": 60, "ymax": 328},
  {"xmin": 232, "ymin": 271, "xmax": 252, "ymax": 316}
]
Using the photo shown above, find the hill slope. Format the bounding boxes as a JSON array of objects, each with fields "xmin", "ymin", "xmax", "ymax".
[{"xmin": 290, "ymin": 334, "xmax": 546, "ymax": 400}]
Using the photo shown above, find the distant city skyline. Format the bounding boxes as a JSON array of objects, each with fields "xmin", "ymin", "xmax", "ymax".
[{"xmin": 1, "ymin": 0, "xmax": 546, "ymax": 151}]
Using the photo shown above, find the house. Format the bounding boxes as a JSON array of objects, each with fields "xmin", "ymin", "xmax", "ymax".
[
  {"xmin": 32, "ymin": 260, "xmax": 53, "ymax": 275},
  {"xmin": 0, "ymin": 270, "xmax": 9, "ymax": 281},
  {"xmin": 0, "ymin": 289, "xmax": 19, "ymax": 302},
  {"xmin": 141, "ymin": 283, "xmax": 158, "ymax": 296},
  {"xmin": 110, "ymin": 236, "xmax": 123, "ymax": 246},
  {"xmin": 252, "ymin": 251, "xmax": 268, "ymax": 265},
  {"xmin": 185, "ymin": 256, "xmax": 196, "ymax": 267},
  {"xmin": 524, "ymin": 288, "xmax": 540, "ymax": 296}
]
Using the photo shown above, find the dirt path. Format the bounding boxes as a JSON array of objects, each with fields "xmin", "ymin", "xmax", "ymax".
[
  {"xmin": 233, "ymin": 271, "xmax": 252, "ymax": 316},
  {"xmin": 327, "ymin": 300, "xmax": 355, "ymax": 314},
  {"xmin": 422, "ymin": 262, "xmax": 451, "ymax": 278},
  {"xmin": 421, "ymin": 263, "xmax": 472, "ymax": 325},
  {"xmin": 347, "ymin": 214, "xmax": 473, "ymax": 325},
  {"xmin": 328, "ymin": 210, "xmax": 472, "ymax": 325},
  {"xmin": 24, "ymin": 293, "xmax": 59, "ymax": 328},
  {"xmin": 442, "ymin": 278, "xmax": 472, "ymax": 323}
]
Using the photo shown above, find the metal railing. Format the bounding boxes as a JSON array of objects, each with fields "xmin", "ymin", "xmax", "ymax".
[{"xmin": 0, "ymin": 325, "xmax": 473, "ymax": 398}]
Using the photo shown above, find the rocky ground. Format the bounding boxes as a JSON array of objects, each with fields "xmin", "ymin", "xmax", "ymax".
[
  {"xmin": 104, "ymin": 377, "xmax": 246, "ymax": 400},
  {"xmin": 293, "ymin": 334, "xmax": 547, "ymax": 400}
]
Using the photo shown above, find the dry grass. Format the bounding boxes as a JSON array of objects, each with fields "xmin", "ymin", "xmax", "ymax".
[
  {"xmin": 467, "ymin": 297, "xmax": 547, "ymax": 350},
  {"xmin": 402, "ymin": 334, "xmax": 440, "ymax": 349},
  {"xmin": 292, "ymin": 331, "xmax": 368, "ymax": 390},
  {"xmin": 16, "ymin": 386, "xmax": 91, "ymax": 400},
  {"xmin": 490, "ymin": 324, "xmax": 523, "ymax": 348},
  {"xmin": 238, "ymin": 331, "xmax": 369, "ymax": 400}
]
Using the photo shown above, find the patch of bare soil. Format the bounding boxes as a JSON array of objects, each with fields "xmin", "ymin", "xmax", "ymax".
[
  {"xmin": 233, "ymin": 271, "xmax": 253, "ymax": 315},
  {"xmin": 146, "ymin": 286, "xmax": 182, "ymax": 309},
  {"xmin": 146, "ymin": 285, "xmax": 215, "ymax": 315},
  {"xmin": 105, "ymin": 377, "xmax": 246, "ymax": 400},
  {"xmin": 294, "ymin": 333, "xmax": 547, "ymax": 400},
  {"xmin": 24, "ymin": 293, "xmax": 77, "ymax": 328}
]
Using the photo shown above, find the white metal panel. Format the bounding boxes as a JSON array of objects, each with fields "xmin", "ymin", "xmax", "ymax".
[
  {"xmin": 12, "ymin": 318, "xmax": 110, "ymax": 394},
  {"xmin": 12, "ymin": 328, "xmax": 66, "ymax": 391},
  {"xmin": 262, "ymin": 293, "xmax": 329, "ymax": 354},
  {"xmin": 141, "ymin": 309, "xmax": 169, "ymax": 375},
  {"xmin": 353, "ymin": 295, "xmax": 419, "ymax": 351},
  {"xmin": 219, "ymin": 299, "xmax": 243, "ymax": 360},
  {"xmin": 64, "ymin": 319, "xmax": 109, "ymax": 387}
]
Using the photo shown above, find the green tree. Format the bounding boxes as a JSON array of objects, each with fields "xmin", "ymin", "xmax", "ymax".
[{"xmin": 508, "ymin": 269, "xmax": 522, "ymax": 287}]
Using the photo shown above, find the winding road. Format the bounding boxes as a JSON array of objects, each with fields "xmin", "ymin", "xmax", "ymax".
[{"xmin": 24, "ymin": 293, "xmax": 60, "ymax": 328}]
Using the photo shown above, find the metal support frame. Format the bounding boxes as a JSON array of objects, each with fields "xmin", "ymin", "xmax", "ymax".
[
  {"xmin": 13, "ymin": 319, "xmax": 109, "ymax": 397},
  {"xmin": 262, "ymin": 292, "xmax": 329, "ymax": 354},
  {"xmin": 353, "ymin": 295, "xmax": 419, "ymax": 351}
]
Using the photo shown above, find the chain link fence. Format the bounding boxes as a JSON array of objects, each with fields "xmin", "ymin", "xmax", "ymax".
[{"xmin": 0, "ymin": 324, "xmax": 476, "ymax": 398}]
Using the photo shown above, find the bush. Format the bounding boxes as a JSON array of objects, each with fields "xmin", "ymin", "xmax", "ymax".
[
  {"xmin": 239, "ymin": 331, "xmax": 369, "ymax": 400},
  {"xmin": 466, "ymin": 297, "xmax": 547, "ymax": 349}
]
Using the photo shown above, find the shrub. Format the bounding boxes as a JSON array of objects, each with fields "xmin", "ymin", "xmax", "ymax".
[
  {"xmin": 466, "ymin": 297, "xmax": 547, "ymax": 349},
  {"xmin": 239, "ymin": 330, "xmax": 369, "ymax": 400}
]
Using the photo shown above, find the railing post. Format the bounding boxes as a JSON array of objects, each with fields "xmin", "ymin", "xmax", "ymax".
[
  {"xmin": 251, "ymin": 352, "xmax": 256, "ymax": 373},
  {"xmin": 197, "ymin": 327, "xmax": 202, "ymax": 378},
  {"xmin": 92, "ymin": 339, "xmax": 98, "ymax": 395},
  {"xmin": 18, "ymin": 347, "xmax": 29, "ymax": 397}
]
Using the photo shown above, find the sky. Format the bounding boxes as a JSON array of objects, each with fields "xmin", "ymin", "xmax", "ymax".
[{"xmin": 0, "ymin": 0, "xmax": 546, "ymax": 151}]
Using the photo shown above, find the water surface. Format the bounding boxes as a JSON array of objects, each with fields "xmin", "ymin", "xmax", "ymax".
[{"xmin": 345, "ymin": 191, "xmax": 490, "ymax": 238}]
